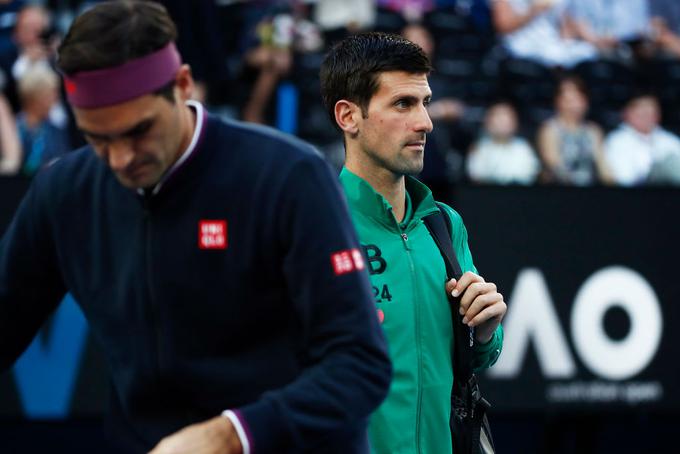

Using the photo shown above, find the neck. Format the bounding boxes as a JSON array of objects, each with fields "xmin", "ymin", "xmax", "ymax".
[
  {"xmin": 557, "ymin": 114, "xmax": 580, "ymax": 129},
  {"xmin": 174, "ymin": 100, "xmax": 197, "ymax": 163},
  {"xmin": 345, "ymin": 149, "xmax": 407, "ymax": 223},
  {"xmin": 490, "ymin": 135, "xmax": 512, "ymax": 144}
]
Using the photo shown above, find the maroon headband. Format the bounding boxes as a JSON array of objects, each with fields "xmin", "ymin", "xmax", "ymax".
[{"xmin": 63, "ymin": 42, "xmax": 181, "ymax": 109}]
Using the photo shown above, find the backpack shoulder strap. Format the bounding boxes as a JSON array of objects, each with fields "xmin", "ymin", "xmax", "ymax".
[
  {"xmin": 423, "ymin": 202, "xmax": 463, "ymax": 280},
  {"xmin": 423, "ymin": 202, "xmax": 474, "ymax": 381}
]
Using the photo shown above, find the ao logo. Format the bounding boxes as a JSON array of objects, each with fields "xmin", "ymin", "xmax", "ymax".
[{"xmin": 488, "ymin": 266, "xmax": 663, "ymax": 381}]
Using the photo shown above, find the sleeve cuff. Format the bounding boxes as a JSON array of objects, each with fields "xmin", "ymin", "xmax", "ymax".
[
  {"xmin": 474, "ymin": 326, "xmax": 503, "ymax": 364},
  {"xmin": 222, "ymin": 409, "xmax": 252, "ymax": 454}
]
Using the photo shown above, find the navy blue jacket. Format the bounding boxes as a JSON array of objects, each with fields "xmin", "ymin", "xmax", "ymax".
[{"xmin": 0, "ymin": 112, "xmax": 391, "ymax": 452}]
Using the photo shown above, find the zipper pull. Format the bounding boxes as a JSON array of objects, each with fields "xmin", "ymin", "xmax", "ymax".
[{"xmin": 400, "ymin": 232, "xmax": 411, "ymax": 250}]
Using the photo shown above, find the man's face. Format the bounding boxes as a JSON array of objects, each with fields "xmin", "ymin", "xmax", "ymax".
[
  {"xmin": 24, "ymin": 85, "xmax": 58, "ymax": 120},
  {"xmin": 485, "ymin": 104, "xmax": 517, "ymax": 141},
  {"xmin": 556, "ymin": 82, "xmax": 588, "ymax": 119},
  {"xmin": 73, "ymin": 91, "xmax": 186, "ymax": 189},
  {"xmin": 355, "ymin": 71, "xmax": 433, "ymax": 177},
  {"xmin": 15, "ymin": 7, "xmax": 48, "ymax": 48},
  {"xmin": 624, "ymin": 97, "xmax": 660, "ymax": 135}
]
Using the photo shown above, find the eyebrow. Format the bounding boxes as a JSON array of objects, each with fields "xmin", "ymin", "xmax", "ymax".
[
  {"xmin": 392, "ymin": 93, "xmax": 433, "ymax": 104},
  {"xmin": 80, "ymin": 118, "xmax": 155, "ymax": 141}
]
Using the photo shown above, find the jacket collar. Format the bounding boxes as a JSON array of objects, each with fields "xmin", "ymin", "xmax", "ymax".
[{"xmin": 339, "ymin": 167, "xmax": 440, "ymax": 231}]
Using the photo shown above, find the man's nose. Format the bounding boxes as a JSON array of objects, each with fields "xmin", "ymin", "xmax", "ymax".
[
  {"xmin": 415, "ymin": 104, "xmax": 433, "ymax": 133},
  {"xmin": 107, "ymin": 140, "xmax": 135, "ymax": 171}
]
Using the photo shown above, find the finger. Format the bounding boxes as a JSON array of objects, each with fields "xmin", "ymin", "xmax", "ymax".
[
  {"xmin": 459, "ymin": 282, "xmax": 496, "ymax": 315},
  {"xmin": 462, "ymin": 291, "xmax": 502, "ymax": 323},
  {"xmin": 148, "ymin": 440, "xmax": 163, "ymax": 454},
  {"xmin": 459, "ymin": 282, "xmax": 490, "ymax": 315},
  {"xmin": 451, "ymin": 271, "xmax": 484, "ymax": 298},
  {"xmin": 467, "ymin": 299, "xmax": 507, "ymax": 328},
  {"xmin": 147, "ymin": 436, "xmax": 175, "ymax": 454},
  {"xmin": 445, "ymin": 278, "xmax": 457, "ymax": 295}
]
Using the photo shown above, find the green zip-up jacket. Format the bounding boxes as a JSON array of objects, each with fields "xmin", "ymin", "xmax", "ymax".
[{"xmin": 339, "ymin": 168, "xmax": 503, "ymax": 454}]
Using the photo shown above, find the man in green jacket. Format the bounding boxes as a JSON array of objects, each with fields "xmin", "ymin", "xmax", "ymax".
[{"xmin": 320, "ymin": 33, "xmax": 507, "ymax": 453}]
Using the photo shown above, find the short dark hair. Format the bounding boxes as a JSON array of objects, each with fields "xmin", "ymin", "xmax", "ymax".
[
  {"xmin": 554, "ymin": 74, "xmax": 589, "ymax": 101},
  {"xmin": 625, "ymin": 89, "xmax": 660, "ymax": 108},
  {"xmin": 57, "ymin": 1, "xmax": 177, "ymax": 102},
  {"xmin": 320, "ymin": 32, "xmax": 432, "ymax": 129}
]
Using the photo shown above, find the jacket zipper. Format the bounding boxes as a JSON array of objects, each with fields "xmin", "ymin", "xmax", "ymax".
[
  {"xmin": 400, "ymin": 229, "xmax": 423, "ymax": 453},
  {"xmin": 143, "ymin": 199, "xmax": 163, "ymax": 377}
]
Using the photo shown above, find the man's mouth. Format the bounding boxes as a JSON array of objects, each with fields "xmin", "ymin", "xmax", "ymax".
[{"xmin": 121, "ymin": 161, "xmax": 152, "ymax": 180}]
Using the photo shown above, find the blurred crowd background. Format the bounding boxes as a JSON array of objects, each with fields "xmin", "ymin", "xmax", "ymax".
[{"xmin": 2, "ymin": 0, "xmax": 680, "ymax": 195}]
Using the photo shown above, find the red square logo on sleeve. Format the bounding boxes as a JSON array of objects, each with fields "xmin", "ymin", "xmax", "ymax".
[
  {"xmin": 199, "ymin": 220, "xmax": 227, "ymax": 250},
  {"xmin": 331, "ymin": 248, "xmax": 365, "ymax": 275}
]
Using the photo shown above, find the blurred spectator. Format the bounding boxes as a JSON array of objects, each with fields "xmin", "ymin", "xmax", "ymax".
[
  {"xmin": 314, "ymin": 0, "xmax": 375, "ymax": 43},
  {"xmin": 9, "ymin": 4, "xmax": 70, "ymax": 138},
  {"xmin": 564, "ymin": 0, "xmax": 649, "ymax": 59},
  {"xmin": 0, "ymin": 2, "xmax": 48, "ymax": 109},
  {"xmin": 491, "ymin": 0, "xmax": 597, "ymax": 68},
  {"xmin": 241, "ymin": 1, "xmax": 321, "ymax": 124},
  {"xmin": 604, "ymin": 93, "xmax": 680, "ymax": 186},
  {"xmin": 378, "ymin": 0, "xmax": 434, "ymax": 23},
  {"xmin": 467, "ymin": 101, "xmax": 540, "ymax": 185},
  {"xmin": 0, "ymin": 0, "xmax": 24, "ymax": 64},
  {"xmin": 0, "ymin": 89, "xmax": 20, "ymax": 175},
  {"xmin": 10, "ymin": 4, "xmax": 56, "ymax": 81},
  {"xmin": 15, "ymin": 64, "xmax": 69, "ymax": 176},
  {"xmin": 537, "ymin": 75, "xmax": 612, "ymax": 185},
  {"xmin": 240, "ymin": 1, "xmax": 293, "ymax": 124},
  {"xmin": 648, "ymin": 0, "xmax": 680, "ymax": 58}
]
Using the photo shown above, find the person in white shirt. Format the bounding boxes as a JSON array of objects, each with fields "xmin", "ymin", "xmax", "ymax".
[
  {"xmin": 604, "ymin": 93, "xmax": 680, "ymax": 186},
  {"xmin": 492, "ymin": 0, "xmax": 597, "ymax": 68},
  {"xmin": 467, "ymin": 101, "xmax": 540, "ymax": 185},
  {"xmin": 565, "ymin": 0, "xmax": 649, "ymax": 53}
]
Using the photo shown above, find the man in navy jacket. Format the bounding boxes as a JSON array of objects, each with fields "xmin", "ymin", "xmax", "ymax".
[{"xmin": 0, "ymin": 2, "xmax": 391, "ymax": 453}]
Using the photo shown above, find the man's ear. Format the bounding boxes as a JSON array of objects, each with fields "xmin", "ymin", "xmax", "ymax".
[
  {"xmin": 334, "ymin": 100, "xmax": 361, "ymax": 136},
  {"xmin": 174, "ymin": 64, "xmax": 195, "ymax": 102}
]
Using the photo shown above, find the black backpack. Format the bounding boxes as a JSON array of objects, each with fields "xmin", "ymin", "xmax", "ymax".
[{"xmin": 423, "ymin": 203, "xmax": 496, "ymax": 454}]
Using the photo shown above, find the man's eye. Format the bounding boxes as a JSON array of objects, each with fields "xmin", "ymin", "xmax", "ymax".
[
  {"xmin": 129, "ymin": 123, "xmax": 153, "ymax": 138},
  {"xmin": 395, "ymin": 100, "xmax": 409, "ymax": 108}
]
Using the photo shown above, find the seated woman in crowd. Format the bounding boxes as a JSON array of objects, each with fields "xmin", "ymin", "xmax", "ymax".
[
  {"xmin": 467, "ymin": 101, "xmax": 540, "ymax": 185},
  {"xmin": 537, "ymin": 75, "xmax": 612, "ymax": 185}
]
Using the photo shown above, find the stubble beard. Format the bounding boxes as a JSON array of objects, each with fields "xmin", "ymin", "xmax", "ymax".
[{"xmin": 358, "ymin": 129, "xmax": 426, "ymax": 177}]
